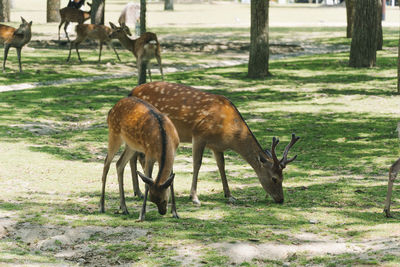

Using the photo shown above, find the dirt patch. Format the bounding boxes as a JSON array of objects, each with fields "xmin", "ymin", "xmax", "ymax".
[{"xmin": 6, "ymin": 222, "xmax": 148, "ymax": 266}]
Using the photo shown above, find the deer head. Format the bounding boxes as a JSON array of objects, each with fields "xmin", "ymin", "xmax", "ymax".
[
  {"xmin": 137, "ymin": 171, "xmax": 175, "ymax": 215},
  {"xmin": 258, "ymin": 134, "xmax": 300, "ymax": 203},
  {"xmin": 109, "ymin": 22, "xmax": 132, "ymax": 39},
  {"xmin": 14, "ymin": 17, "xmax": 32, "ymax": 36}
]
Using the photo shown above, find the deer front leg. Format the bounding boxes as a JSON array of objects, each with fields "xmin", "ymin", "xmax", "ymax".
[
  {"xmin": 64, "ymin": 21, "xmax": 70, "ymax": 42},
  {"xmin": 98, "ymin": 42, "xmax": 103, "ymax": 62},
  {"xmin": 116, "ymin": 147, "xmax": 135, "ymax": 215},
  {"xmin": 108, "ymin": 42, "xmax": 120, "ymax": 61},
  {"xmin": 139, "ymin": 185, "xmax": 149, "ymax": 221},
  {"xmin": 3, "ymin": 44, "xmax": 10, "ymax": 73},
  {"xmin": 190, "ymin": 137, "xmax": 206, "ymax": 205},
  {"xmin": 156, "ymin": 54, "xmax": 164, "ymax": 81},
  {"xmin": 129, "ymin": 152, "xmax": 143, "ymax": 198},
  {"xmin": 170, "ymin": 181, "xmax": 179, "ymax": 219},
  {"xmin": 384, "ymin": 157, "xmax": 400, "ymax": 217},
  {"xmin": 213, "ymin": 150, "xmax": 236, "ymax": 204},
  {"xmin": 16, "ymin": 47, "xmax": 22, "ymax": 73}
]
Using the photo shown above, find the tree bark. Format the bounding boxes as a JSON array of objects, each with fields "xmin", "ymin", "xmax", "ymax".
[
  {"xmin": 47, "ymin": 0, "xmax": 60, "ymax": 22},
  {"xmin": 345, "ymin": 0, "xmax": 355, "ymax": 38},
  {"xmin": 349, "ymin": 0, "xmax": 378, "ymax": 68},
  {"xmin": 397, "ymin": 25, "xmax": 400, "ymax": 93},
  {"xmin": 248, "ymin": 0, "xmax": 270, "ymax": 79},
  {"xmin": 91, "ymin": 0, "xmax": 105, "ymax": 25},
  {"xmin": 0, "ymin": 0, "xmax": 10, "ymax": 22},
  {"xmin": 376, "ymin": 0, "xmax": 383, "ymax": 50},
  {"xmin": 164, "ymin": 0, "xmax": 173, "ymax": 11},
  {"xmin": 138, "ymin": 0, "xmax": 147, "ymax": 85}
]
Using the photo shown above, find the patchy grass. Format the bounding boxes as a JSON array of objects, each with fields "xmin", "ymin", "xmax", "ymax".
[{"xmin": 1, "ymin": 21, "xmax": 400, "ymax": 267}]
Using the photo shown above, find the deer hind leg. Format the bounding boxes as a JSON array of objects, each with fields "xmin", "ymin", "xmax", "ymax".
[
  {"xmin": 384, "ymin": 157, "xmax": 400, "ymax": 217},
  {"xmin": 116, "ymin": 146, "xmax": 136, "ymax": 215},
  {"xmin": 156, "ymin": 54, "xmax": 164, "ymax": 81},
  {"xmin": 64, "ymin": 21, "xmax": 70, "ymax": 41},
  {"xmin": 99, "ymin": 134, "xmax": 123, "ymax": 213},
  {"xmin": 147, "ymin": 62, "xmax": 152, "ymax": 82},
  {"xmin": 129, "ymin": 152, "xmax": 143, "ymax": 198},
  {"xmin": 213, "ymin": 150, "xmax": 236, "ymax": 204},
  {"xmin": 190, "ymin": 137, "xmax": 206, "ymax": 205},
  {"xmin": 58, "ymin": 20, "xmax": 65, "ymax": 40},
  {"xmin": 16, "ymin": 47, "xmax": 22, "ymax": 73},
  {"xmin": 98, "ymin": 41, "xmax": 103, "ymax": 62},
  {"xmin": 2, "ymin": 44, "xmax": 10, "ymax": 73}
]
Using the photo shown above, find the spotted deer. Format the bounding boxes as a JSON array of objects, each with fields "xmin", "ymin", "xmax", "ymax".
[
  {"xmin": 109, "ymin": 22, "xmax": 164, "ymax": 83},
  {"xmin": 384, "ymin": 157, "xmax": 400, "ymax": 217},
  {"xmin": 58, "ymin": 2, "xmax": 91, "ymax": 41},
  {"xmin": 130, "ymin": 82, "xmax": 299, "ymax": 205},
  {"xmin": 100, "ymin": 96, "xmax": 179, "ymax": 221},
  {"xmin": 0, "ymin": 17, "xmax": 32, "ymax": 73},
  {"xmin": 66, "ymin": 24, "xmax": 120, "ymax": 63}
]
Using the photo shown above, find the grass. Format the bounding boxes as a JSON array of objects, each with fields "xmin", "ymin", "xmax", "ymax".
[{"xmin": 1, "ymin": 21, "xmax": 400, "ymax": 267}]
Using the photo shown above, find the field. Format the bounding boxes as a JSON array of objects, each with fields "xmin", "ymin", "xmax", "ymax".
[{"xmin": 0, "ymin": 1, "xmax": 400, "ymax": 266}]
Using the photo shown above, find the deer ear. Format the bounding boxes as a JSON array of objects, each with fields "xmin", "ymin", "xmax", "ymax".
[
  {"xmin": 109, "ymin": 22, "xmax": 116, "ymax": 29},
  {"xmin": 161, "ymin": 173, "xmax": 175, "ymax": 189},
  {"xmin": 21, "ymin": 17, "xmax": 27, "ymax": 23},
  {"xmin": 137, "ymin": 171, "xmax": 154, "ymax": 186},
  {"xmin": 29, "ymin": 21, "xmax": 32, "ymax": 26}
]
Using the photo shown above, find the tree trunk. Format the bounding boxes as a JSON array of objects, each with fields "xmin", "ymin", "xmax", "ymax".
[
  {"xmin": 91, "ymin": 0, "xmax": 105, "ymax": 25},
  {"xmin": 138, "ymin": 0, "xmax": 147, "ymax": 85},
  {"xmin": 397, "ymin": 25, "xmax": 400, "ymax": 93},
  {"xmin": 248, "ymin": 0, "xmax": 270, "ymax": 79},
  {"xmin": 376, "ymin": 0, "xmax": 383, "ymax": 50},
  {"xmin": 349, "ymin": 0, "xmax": 378, "ymax": 68},
  {"xmin": 0, "ymin": 0, "xmax": 10, "ymax": 22},
  {"xmin": 164, "ymin": 0, "xmax": 173, "ymax": 10},
  {"xmin": 47, "ymin": 0, "xmax": 60, "ymax": 22},
  {"xmin": 345, "ymin": 0, "xmax": 355, "ymax": 38}
]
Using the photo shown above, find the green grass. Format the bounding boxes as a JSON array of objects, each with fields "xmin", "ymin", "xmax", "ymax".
[{"xmin": 0, "ymin": 25, "xmax": 400, "ymax": 266}]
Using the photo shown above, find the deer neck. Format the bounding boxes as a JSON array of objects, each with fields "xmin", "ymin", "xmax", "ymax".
[{"xmin": 117, "ymin": 34, "xmax": 135, "ymax": 53}]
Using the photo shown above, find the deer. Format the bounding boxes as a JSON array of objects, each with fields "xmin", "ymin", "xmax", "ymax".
[
  {"xmin": 109, "ymin": 22, "xmax": 164, "ymax": 83},
  {"xmin": 66, "ymin": 24, "xmax": 121, "ymax": 63},
  {"xmin": 58, "ymin": 2, "xmax": 91, "ymax": 41},
  {"xmin": 0, "ymin": 17, "xmax": 32, "ymax": 73},
  {"xmin": 100, "ymin": 96, "xmax": 180, "ymax": 221},
  {"xmin": 384, "ymin": 157, "xmax": 400, "ymax": 218},
  {"xmin": 129, "ymin": 81, "xmax": 299, "ymax": 205}
]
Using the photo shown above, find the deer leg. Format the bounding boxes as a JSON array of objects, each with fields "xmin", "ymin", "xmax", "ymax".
[
  {"xmin": 98, "ymin": 42, "xmax": 103, "ymax": 62},
  {"xmin": 16, "ymin": 47, "xmax": 22, "ymax": 73},
  {"xmin": 170, "ymin": 181, "xmax": 179, "ymax": 219},
  {"xmin": 100, "ymin": 134, "xmax": 123, "ymax": 213},
  {"xmin": 129, "ymin": 152, "xmax": 143, "ymax": 198},
  {"xmin": 2, "ymin": 44, "xmax": 10, "ymax": 73},
  {"xmin": 139, "ymin": 159, "xmax": 155, "ymax": 221},
  {"xmin": 75, "ymin": 41, "xmax": 82, "ymax": 63},
  {"xmin": 116, "ymin": 146, "xmax": 135, "ymax": 215},
  {"xmin": 58, "ymin": 20, "xmax": 64, "ymax": 41},
  {"xmin": 156, "ymin": 54, "xmax": 164, "ymax": 81},
  {"xmin": 108, "ymin": 42, "xmax": 120, "ymax": 61},
  {"xmin": 213, "ymin": 150, "xmax": 236, "ymax": 203},
  {"xmin": 384, "ymin": 157, "xmax": 400, "ymax": 217},
  {"xmin": 190, "ymin": 137, "xmax": 206, "ymax": 205},
  {"xmin": 64, "ymin": 21, "xmax": 70, "ymax": 42},
  {"xmin": 147, "ymin": 63, "xmax": 152, "ymax": 82}
]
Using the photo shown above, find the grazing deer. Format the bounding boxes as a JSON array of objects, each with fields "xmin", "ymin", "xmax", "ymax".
[
  {"xmin": 109, "ymin": 22, "xmax": 164, "ymax": 82},
  {"xmin": 384, "ymin": 157, "xmax": 400, "ymax": 218},
  {"xmin": 130, "ymin": 82, "xmax": 299, "ymax": 205},
  {"xmin": 100, "ymin": 96, "xmax": 180, "ymax": 221},
  {"xmin": 0, "ymin": 17, "xmax": 32, "ymax": 73},
  {"xmin": 66, "ymin": 24, "xmax": 121, "ymax": 63},
  {"xmin": 58, "ymin": 2, "xmax": 91, "ymax": 41}
]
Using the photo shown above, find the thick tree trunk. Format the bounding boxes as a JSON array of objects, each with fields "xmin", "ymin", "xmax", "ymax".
[
  {"xmin": 47, "ymin": 0, "xmax": 60, "ymax": 22},
  {"xmin": 0, "ymin": 0, "xmax": 10, "ymax": 22},
  {"xmin": 349, "ymin": 0, "xmax": 378, "ymax": 68},
  {"xmin": 164, "ymin": 0, "xmax": 173, "ymax": 11},
  {"xmin": 345, "ymin": 0, "xmax": 355, "ymax": 38},
  {"xmin": 91, "ymin": 0, "xmax": 105, "ymax": 25},
  {"xmin": 138, "ymin": 0, "xmax": 147, "ymax": 85},
  {"xmin": 248, "ymin": 0, "xmax": 270, "ymax": 79},
  {"xmin": 376, "ymin": 0, "xmax": 383, "ymax": 50}
]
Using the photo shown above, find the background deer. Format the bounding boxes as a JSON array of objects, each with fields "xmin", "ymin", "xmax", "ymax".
[
  {"xmin": 100, "ymin": 96, "xmax": 179, "ymax": 221},
  {"xmin": 58, "ymin": 2, "xmax": 91, "ymax": 41},
  {"xmin": 66, "ymin": 24, "xmax": 120, "ymax": 63},
  {"xmin": 109, "ymin": 22, "xmax": 164, "ymax": 83},
  {"xmin": 130, "ymin": 82, "xmax": 299, "ymax": 205},
  {"xmin": 0, "ymin": 17, "xmax": 32, "ymax": 73},
  {"xmin": 384, "ymin": 157, "xmax": 400, "ymax": 217}
]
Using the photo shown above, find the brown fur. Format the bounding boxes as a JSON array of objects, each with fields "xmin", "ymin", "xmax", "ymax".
[
  {"xmin": 58, "ymin": 5, "xmax": 91, "ymax": 41},
  {"xmin": 109, "ymin": 22, "xmax": 164, "ymax": 82},
  {"xmin": 66, "ymin": 24, "xmax": 120, "ymax": 63},
  {"xmin": 100, "ymin": 97, "xmax": 179, "ymax": 221},
  {"xmin": 131, "ymin": 81, "xmax": 299, "ymax": 205}
]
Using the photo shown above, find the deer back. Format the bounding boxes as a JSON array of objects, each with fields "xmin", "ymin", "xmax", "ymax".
[
  {"xmin": 60, "ymin": 7, "xmax": 90, "ymax": 23},
  {"xmin": 0, "ymin": 18, "xmax": 32, "ymax": 47},
  {"xmin": 133, "ymin": 32, "xmax": 160, "ymax": 60},
  {"xmin": 76, "ymin": 24, "xmax": 112, "ymax": 41}
]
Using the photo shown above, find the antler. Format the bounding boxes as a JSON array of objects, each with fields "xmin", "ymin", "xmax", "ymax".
[
  {"xmin": 280, "ymin": 133, "xmax": 300, "ymax": 168},
  {"xmin": 268, "ymin": 134, "xmax": 300, "ymax": 169}
]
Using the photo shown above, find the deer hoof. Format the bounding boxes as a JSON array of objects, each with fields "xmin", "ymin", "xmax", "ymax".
[
  {"xmin": 191, "ymin": 199, "xmax": 201, "ymax": 206},
  {"xmin": 172, "ymin": 211, "xmax": 180, "ymax": 219}
]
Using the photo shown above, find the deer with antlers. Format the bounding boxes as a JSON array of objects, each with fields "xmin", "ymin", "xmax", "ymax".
[
  {"xmin": 100, "ymin": 96, "xmax": 179, "ymax": 221},
  {"xmin": 0, "ymin": 17, "xmax": 32, "ymax": 73},
  {"xmin": 129, "ymin": 82, "xmax": 299, "ymax": 205},
  {"xmin": 109, "ymin": 22, "xmax": 164, "ymax": 83},
  {"xmin": 66, "ymin": 24, "xmax": 121, "ymax": 63},
  {"xmin": 58, "ymin": 2, "xmax": 91, "ymax": 41}
]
